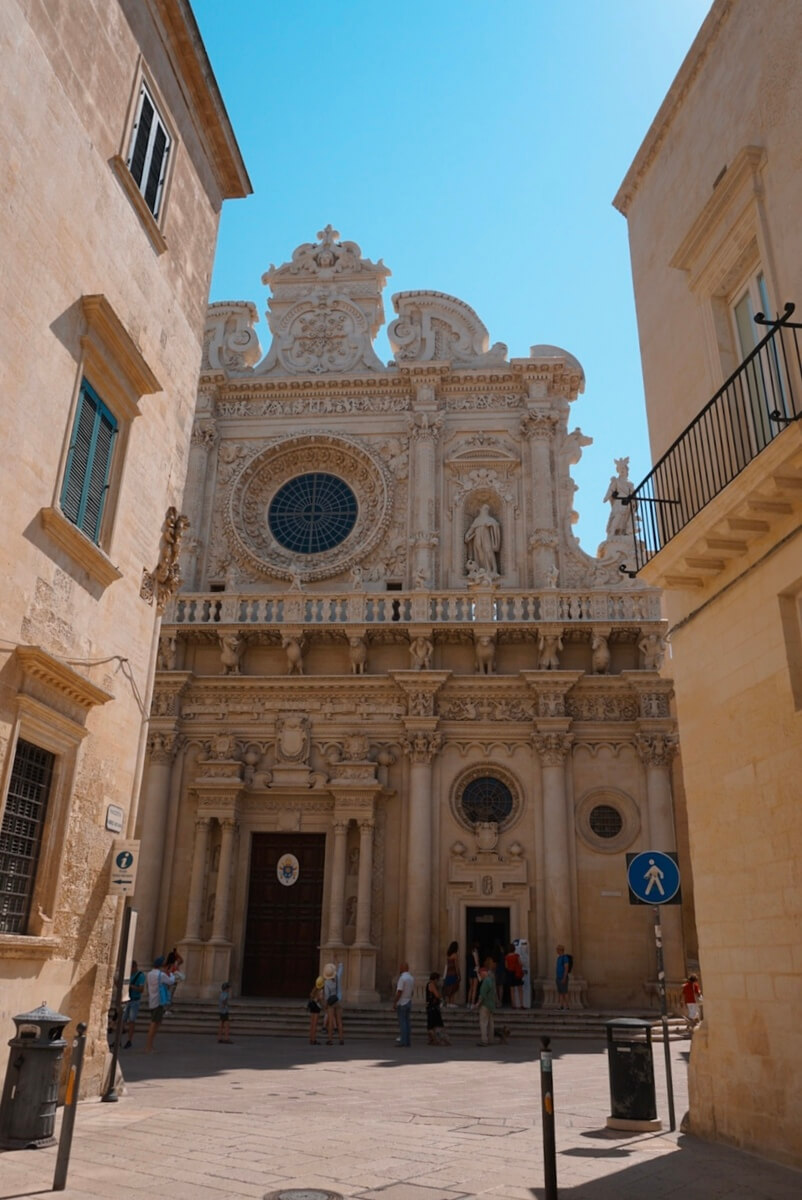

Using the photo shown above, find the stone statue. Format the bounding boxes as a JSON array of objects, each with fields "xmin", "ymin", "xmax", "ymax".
[
  {"xmin": 282, "ymin": 635, "xmax": 305, "ymax": 675},
  {"xmin": 413, "ymin": 566, "xmax": 428, "ymax": 590},
  {"xmin": 348, "ymin": 634, "xmax": 367, "ymax": 674},
  {"xmin": 350, "ymin": 564, "xmax": 364, "ymax": 590},
  {"xmin": 603, "ymin": 457, "xmax": 638, "ymax": 539},
  {"xmin": 140, "ymin": 506, "xmax": 190, "ymax": 613},
  {"xmin": 409, "ymin": 635, "xmax": 433, "ymax": 670},
  {"xmin": 639, "ymin": 632, "xmax": 666, "ymax": 671},
  {"xmin": 546, "ymin": 563, "xmax": 559, "ymax": 589},
  {"xmin": 157, "ymin": 633, "xmax": 177, "ymax": 671},
  {"xmin": 591, "ymin": 633, "xmax": 611, "ymax": 675},
  {"xmin": 538, "ymin": 631, "xmax": 564, "ymax": 670},
  {"xmin": 474, "ymin": 634, "xmax": 496, "ymax": 675},
  {"xmin": 219, "ymin": 631, "xmax": 243, "ymax": 675},
  {"xmin": 464, "ymin": 504, "xmax": 501, "ymax": 576}
]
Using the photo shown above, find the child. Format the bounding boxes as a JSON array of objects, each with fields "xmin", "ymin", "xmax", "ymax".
[
  {"xmin": 218, "ymin": 981, "xmax": 232, "ymax": 1043},
  {"xmin": 682, "ymin": 974, "xmax": 702, "ymax": 1027},
  {"xmin": 308, "ymin": 975, "xmax": 324, "ymax": 1044}
]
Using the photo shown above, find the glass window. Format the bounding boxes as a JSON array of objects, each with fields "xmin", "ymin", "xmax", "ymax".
[
  {"xmin": 460, "ymin": 776, "xmax": 514, "ymax": 825},
  {"xmin": 60, "ymin": 379, "xmax": 118, "ymax": 544},
  {"xmin": 588, "ymin": 804, "xmax": 624, "ymax": 839},
  {"xmin": 268, "ymin": 473, "xmax": 357, "ymax": 554},
  {"xmin": 0, "ymin": 740, "xmax": 55, "ymax": 934}
]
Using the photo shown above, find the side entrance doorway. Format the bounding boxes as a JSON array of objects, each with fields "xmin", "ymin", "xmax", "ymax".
[
  {"xmin": 242, "ymin": 832, "xmax": 325, "ymax": 998},
  {"xmin": 466, "ymin": 905, "xmax": 510, "ymax": 984}
]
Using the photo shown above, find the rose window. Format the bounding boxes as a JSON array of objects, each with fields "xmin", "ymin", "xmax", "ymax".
[
  {"xmin": 460, "ymin": 776, "xmax": 514, "ymax": 825},
  {"xmin": 267, "ymin": 473, "xmax": 357, "ymax": 553}
]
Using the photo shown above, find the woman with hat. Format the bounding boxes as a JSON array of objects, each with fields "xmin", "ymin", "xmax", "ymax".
[
  {"xmin": 322, "ymin": 960, "xmax": 344, "ymax": 1045},
  {"xmin": 308, "ymin": 975, "xmax": 325, "ymax": 1044}
]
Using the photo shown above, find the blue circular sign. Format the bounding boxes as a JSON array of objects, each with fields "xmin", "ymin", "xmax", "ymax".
[
  {"xmin": 627, "ymin": 851, "xmax": 680, "ymax": 904},
  {"xmin": 115, "ymin": 850, "xmax": 134, "ymax": 870}
]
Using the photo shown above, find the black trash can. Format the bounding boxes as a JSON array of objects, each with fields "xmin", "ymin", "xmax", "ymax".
[
  {"xmin": 604, "ymin": 1018, "xmax": 661, "ymax": 1131},
  {"xmin": 0, "ymin": 1002, "xmax": 70, "ymax": 1149}
]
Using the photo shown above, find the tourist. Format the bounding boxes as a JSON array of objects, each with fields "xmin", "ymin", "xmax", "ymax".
[
  {"xmin": 505, "ymin": 943, "xmax": 524, "ymax": 1009},
  {"xmin": 323, "ymin": 961, "xmax": 344, "ymax": 1045},
  {"xmin": 144, "ymin": 956, "xmax": 175, "ymax": 1053},
  {"xmin": 467, "ymin": 941, "xmax": 481, "ymax": 1008},
  {"xmin": 682, "ymin": 974, "xmax": 702, "ymax": 1027},
  {"xmin": 476, "ymin": 962, "xmax": 496, "ymax": 1046},
  {"xmin": 443, "ymin": 940, "xmax": 460, "ymax": 1006},
  {"xmin": 556, "ymin": 944, "xmax": 573, "ymax": 1010},
  {"xmin": 394, "ymin": 961, "xmax": 414, "ymax": 1046},
  {"xmin": 426, "ymin": 972, "xmax": 450, "ymax": 1045},
  {"xmin": 122, "ymin": 959, "xmax": 145, "ymax": 1049},
  {"xmin": 218, "ymin": 981, "xmax": 232, "ymax": 1043},
  {"xmin": 308, "ymin": 975, "xmax": 324, "ymax": 1044}
]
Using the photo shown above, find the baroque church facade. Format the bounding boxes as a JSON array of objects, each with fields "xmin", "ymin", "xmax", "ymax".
[{"xmin": 134, "ymin": 227, "xmax": 689, "ymax": 1008}]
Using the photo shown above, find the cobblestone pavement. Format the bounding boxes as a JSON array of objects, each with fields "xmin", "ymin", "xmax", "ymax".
[{"xmin": 1, "ymin": 1030, "xmax": 799, "ymax": 1199}]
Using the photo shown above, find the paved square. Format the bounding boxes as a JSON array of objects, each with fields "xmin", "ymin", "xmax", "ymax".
[{"xmin": 0, "ymin": 1032, "xmax": 799, "ymax": 1199}]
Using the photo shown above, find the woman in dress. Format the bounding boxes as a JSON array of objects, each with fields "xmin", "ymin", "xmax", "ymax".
[
  {"xmin": 443, "ymin": 941, "xmax": 461, "ymax": 1007},
  {"xmin": 426, "ymin": 972, "xmax": 451, "ymax": 1045},
  {"xmin": 504, "ymin": 943, "xmax": 524, "ymax": 1009}
]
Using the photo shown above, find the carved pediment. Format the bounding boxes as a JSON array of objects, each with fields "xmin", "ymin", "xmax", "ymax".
[{"xmin": 388, "ymin": 291, "xmax": 508, "ymax": 366}]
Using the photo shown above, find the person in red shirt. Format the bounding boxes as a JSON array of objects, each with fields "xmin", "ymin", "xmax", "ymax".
[
  {"xmin": 504, "ymin": 944, "xmax": 524, "ymax": 1008},
  {"xmin": 682, "ymin": 974, "xmax": 702, "ymax": 1026}
]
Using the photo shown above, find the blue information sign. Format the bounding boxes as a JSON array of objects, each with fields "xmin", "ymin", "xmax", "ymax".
[{"xmin": 627, "ymin": 851, "xmax": 681, "ymax": 905}]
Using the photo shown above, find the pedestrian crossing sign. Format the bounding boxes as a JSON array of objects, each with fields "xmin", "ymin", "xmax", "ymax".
[{"xmin": 626, "ymin": 850, "xmax": 681, "ymax": 905}]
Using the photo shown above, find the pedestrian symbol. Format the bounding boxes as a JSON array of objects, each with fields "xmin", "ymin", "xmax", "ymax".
[
  {"xmin": 116, "ymin": 850, "xmax": 134, "ymax": 870},
  {"xmin": 626, "ymin": 851, "xmax": 681, "ymax": 905}
]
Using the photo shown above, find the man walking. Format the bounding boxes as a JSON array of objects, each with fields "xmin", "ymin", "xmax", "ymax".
[
  {"xmin": 393, "ymin": 961, "xmax": 414, "ymax": 1046},
  {"xmin": 144, "ymin": 956, "xmax": 175, "ymax": 1053},
  {"xmin": 477, "ymin": 963, "xmax": 496, "ymax": 1046}
]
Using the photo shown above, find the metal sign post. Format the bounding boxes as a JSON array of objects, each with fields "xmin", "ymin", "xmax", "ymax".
[
  {"xmin": 626, "ymin": 850, "xmax": 681, "ymax": 1132},
  {"xmin": 539, "ymin": 1036, "xmax": 558, "ymax": 1199},
  {"xmin": 102, "ymin": 901, "xmax": 134, "ymax": 1103},
  {"xmin": 53, "ymin": 1022, "xmax": 87, "ymax": 1191}
]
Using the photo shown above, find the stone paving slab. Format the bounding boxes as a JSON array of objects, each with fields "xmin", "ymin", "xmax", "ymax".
[{"xmin": 0, "ymin": 1032, "xmax": 799, "ymax": 1199}]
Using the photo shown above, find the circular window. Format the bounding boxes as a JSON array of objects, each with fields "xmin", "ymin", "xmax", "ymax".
[
  {"xmin": 588, "ymin": 804, "xmax": 624, "ymax": 839},
  {"xmin": 268, "ymin": 473, "xmax": 357, "ymax": 554},
  {"xmin": 461, "ymin": 776, "xmax": 514, "ymax": 825}
]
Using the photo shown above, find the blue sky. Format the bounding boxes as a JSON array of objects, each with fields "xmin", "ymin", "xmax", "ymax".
[{"xmin": 192, "ymin": 0, "xmax": 711, "ymax": 554}]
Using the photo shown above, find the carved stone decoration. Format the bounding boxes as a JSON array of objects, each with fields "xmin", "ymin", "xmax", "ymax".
[
  {"xmin": 191, "ymin": 419, "xmax": 218, "ymax": 449},
  {"xmin": 408, "ymin": 635, "xmax": 433, "ymax": 671},
  {"xmin": 475, "ymin": 822, "xmax": 499, "ymax": 853},
  {"xmin": 157, "ymin": 633, "xmax": 177, "ymax": 671},
  {"xmin": 276, "ymin": 713, "xmax": 311, "ymax": 763},
  {"xmin": 638, "ymin": 632, "xmax": 666, "ymax": 671},
  {"xmin": 464, "ymin": 504, "xmax": 501, "ymax": 577},
  {"xmin": 282, "ymin": 635, "xmax": 305, "ymax": 675},
  {"xmin": 481, "ymin": 874, "xmax": 494, "ymax": 895},
  {"xmin": 147, "ymin": 730, "xmax": 179, "ymax": 763},
  {"xmin": 591, "ymin": 633, "xmax": 611, "ymax": 675},
  {"xmin": 388, "ymin": 291, "xmax": 508, "ymax": 366},
  {"xmin": 140, "ymin": 507, "xmax": 190, "ymax": 613},
  {"xmin": 565, "ymin": 692, "xmax": 640, "ymax": 722},
  {"xmin": 533, "ymin": 732, "xmax": 573, "ymax": 766},
  {"xmin": 225, "ymin": 433, "xmax": 393, "ymax": 582},
  {"xmin": 402, "ymin": 730, "xmax": 442, "ymax": 763},
  {"xmin": 219, "ymin": 631, "xmax": 244, "ymax": 675},
  {"xmin": 348, "ymin": 635, "xmax": 368, "ymax": 674},
  {"xmin": 473, "ymin": 634, "xmax": 496, "ymax": 675},
  {"xmin": 636, "ymin": 733, "xmax": 679, "ymax": 769},
  {"xmin": 257, "ymin": 226, "xmax": 389, "ymax": 376},
  {"xmin": 201, "ymin": 302, "xmax": 262, "ymax": 373},
  {"xmin": 408, "ymin": 690, "xmax": 433, "ymax": 717},
  {"xmin": 342, "ymin": 733, "xmax": 370, "ymax": 761},
  {"xmin": 538, "ymin": 630, "xmax": 564, "ymax": 670}
]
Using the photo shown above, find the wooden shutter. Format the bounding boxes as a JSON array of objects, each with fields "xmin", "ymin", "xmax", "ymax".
[
  {"xmin": 127, "ymin": 83, "xmax": 171, "ymax": 217},
  {"xmin": 60, "ymin": 381, "xmax": 118, "ymax": 544}
]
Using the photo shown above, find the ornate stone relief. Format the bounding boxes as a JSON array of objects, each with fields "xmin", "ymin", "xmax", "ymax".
[
  {"xmin": 140, "ymin": 507, "xmax": 190, "ymax": 613},
  {"xmin": 201, "ymin": 302, "xmax": 262, "ymax": 373},
  {"xmin": 224, "ymin": 432, "xmax": 393, "ymax": 582},
  {"xmin": 565, "ymin": 692, "xmax": 640, "ymax": 722},
  {"xmin": 388, "ymin": 290, "xmax": 508, "ymax": 366}
]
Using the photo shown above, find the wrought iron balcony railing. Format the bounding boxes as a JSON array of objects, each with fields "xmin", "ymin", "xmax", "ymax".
[{"xmin": 625, "ymin": 303, "xmax": 802, "ymax": 571}]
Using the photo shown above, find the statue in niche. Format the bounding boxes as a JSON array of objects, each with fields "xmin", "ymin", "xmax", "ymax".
[
  {"xmin": 344, "ymin": 895, "xmax": 357, "ymax": 927},
  {"xmin": 591, "ymin": 633, "xmax": 611, "ymax": 675},
  {"xmin": 538, "ymin": 631, "xmax": 563, "ymax": 670},
  {"xmin": 347, "ymin": 846, "xmax": 360, "ymax": 875},
  {"xmin": 464, "ymin": 504, "xmax": 501, "ymax": 576},
  {"xmin": 157, "ymin": 633, "xmax": 177, "ymax": 670},
  {"xmin": 474, "ymin": 635, "xmax": 496, "ymax": 675},
  {"xmin": 348, "ymin": 635, "xmax": 368, "ymax": 674},
  {"xmin": 219, "ymin": 631, "xmax": 244, "ymax": 675},
  {"xmin": 282, "ymin": 635, "xmax": 305, "ymax": 674},
  {"xmin": 409, "ymin": 635, "xmax": 433, "ymax": 670},
  {"xmin": 603, "ymin": 457, "xmax": 638, "ymax": 539},
  {"xmin": 350, "ymin": 564, "xmax": 364, "ymax": 590},
  {"xmin": 639, "ymin": 632, "xmax": 666, "ymax": 671},
  {"xmin": 546, "ymin": 564, "xmax": 559, "ymax": 589}
]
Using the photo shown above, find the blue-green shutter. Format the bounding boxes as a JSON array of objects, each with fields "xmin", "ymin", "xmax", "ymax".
[{"xmin": 60, "ymin": 381, "xmax": 118, "ymax": 543}]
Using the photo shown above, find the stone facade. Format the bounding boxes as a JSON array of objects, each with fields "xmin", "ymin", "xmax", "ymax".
[
  {"xmin": 0, "ymin": 0, "xmax": 249, "ymax": 1095},
  {"xmin": 615, "ymin": 0, "xmax": 802, "ymax": 1168},
  {"xmin": 135, "ymin": 226, "xmax": 693, "ymax": 1013}
]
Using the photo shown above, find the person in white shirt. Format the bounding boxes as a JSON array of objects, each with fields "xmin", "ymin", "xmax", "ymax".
[
  {"xmin": 393, "ymin": 961, "xmax": 414, "ymax": 1047},
  {"xmin": 144, "ymin": 957, "xmax": 177, "ymax": 1053}
]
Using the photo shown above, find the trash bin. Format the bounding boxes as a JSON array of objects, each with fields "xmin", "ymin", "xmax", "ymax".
[
  {"xmin": 604, "ymin": 1018, "xmax": 661, "ymax": 1131},
  {"xmin": 0, "ymin": 1002, "xmax": 70, "ymax": 1149}
]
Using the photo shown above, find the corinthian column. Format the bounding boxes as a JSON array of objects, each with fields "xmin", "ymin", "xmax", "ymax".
[
  {"xmin": 134, "ymin": 731, "xmax": 180, "ymax": 962},
  {"xmin": 185, "ymin": 420, "xmax": 218, "ymax": 588},
  {"xmin": 183, "ymin": 816, "xmax": 212, "ymax": 941},
  {"xmin": 326, "ymin": 819, "xmax": 350, "ymax": 945},
  {"xmin": 534, "ymin": 731, "xmax": 574, "ymax": 961},
  {"xmin": 637, "ymin": 733, "xmax": 685, "ymax": 980},
  {"xmin": 210, "ymin": 817, "xmax": 237, "ymax": 942},
  {"xmin": 521, "ymin": 412, "xmax": 558, "ymax": 588},
  {"xmin": 402, "ymin": 726, "xmax": 441, "ymax": 981},
  {"xmin": 354, "ymin": 819, "xmax": 375, "ymax": 947},
  {"xmin": 409, "ymin": 408, "xmax": 442, "ymax": 585}
]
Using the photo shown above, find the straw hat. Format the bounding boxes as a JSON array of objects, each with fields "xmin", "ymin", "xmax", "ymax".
[
  {"xmin": 315, "ymin": 976, "xmax": 324, "ymax": 989},
  {"xmin": 323, "ymin": 962, "xmax": 336, "ymax": 979}
]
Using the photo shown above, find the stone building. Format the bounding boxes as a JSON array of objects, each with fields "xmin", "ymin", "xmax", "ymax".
[
  {"xmin": 0, "ymin": 0, "xmax": 249, "ymax": 1093},
  {"xmin": 614, "ymin": 0, "xmax": 802, "ymax": 1168},
  {"xmin": 135, "ymin": 225, "xmax": 692, "ymax": 1012}
]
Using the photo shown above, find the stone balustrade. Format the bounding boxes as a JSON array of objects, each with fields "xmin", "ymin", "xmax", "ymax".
[{"xmin": 168, "ymin": 587, "xmax": 661, "ymax": 627}]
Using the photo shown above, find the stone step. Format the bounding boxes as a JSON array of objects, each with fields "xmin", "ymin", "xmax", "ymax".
[{"xmin": 138, "ymin": 1002, "xmax": 691, "ymax": 1042}]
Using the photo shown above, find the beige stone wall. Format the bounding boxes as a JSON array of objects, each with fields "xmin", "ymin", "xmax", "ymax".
[
  {"xmin": 616, "ymin": 0, "xmax": 802, "ymax": 1167},
  {"xmin": 0, "ymin": 0, "xmax": 246, "ymax": 1095}
]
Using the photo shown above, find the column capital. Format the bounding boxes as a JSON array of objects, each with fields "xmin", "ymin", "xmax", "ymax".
[
  {"xmin": 408, "ymin": 410, "xmax": 444, "ymax": 441},
  {"xmin": 219, "ymin": 816, "xmax": 239, "ymax": 832},
  {"xmin": 533, "ymin": 731, "xmax": 573, "ymax": 766},
  {"xmin": 358, "ymin": 817, "xmax": 376, "ymax": 834},
  {"xmin": 332, "ymin": 818, "xmax": 351, "ymax": 835},
  {"xmin": 519, "ymin": 412, "xmax": 558, "ymax": 441},
  {"xmin": 402, "ymin": 728, "xmax": 442, "ymax": 764},
  {"xmin": 191, "ymin": 418, "xmax": 218, "ymax": 449},
  {"xmin": 636, "ymin": 732, "xmax": 678, "ymax": 769},
  {"xmin": 522, "ymin": 671, "xmax": 583, "ymax": 718},
  {"xmin": 147, "ymin": 729, "xmax": 181, "ymax": 764},
  {"xmin": 194, "ymin": 815, "xmax": 213, "ymax": 831}
]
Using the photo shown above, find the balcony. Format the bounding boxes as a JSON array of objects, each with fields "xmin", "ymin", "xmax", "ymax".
[{"xmin": 627, "ymin": 304, "xmax": 802, "ymax": 580}]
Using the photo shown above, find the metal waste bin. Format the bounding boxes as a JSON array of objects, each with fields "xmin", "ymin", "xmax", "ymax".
[
  {"xmin": 0, "ymin": 1002, "xmax": 70, "ymax": 1149},
  {"xmin": 604, "ymin": 1018, "xmax": 661, "ymax": 1131}
]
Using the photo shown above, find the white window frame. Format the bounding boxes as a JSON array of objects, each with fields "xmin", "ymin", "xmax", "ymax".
[{"xmin": 126, "ymin": 80, "xmax": 172, "ymax": 220}]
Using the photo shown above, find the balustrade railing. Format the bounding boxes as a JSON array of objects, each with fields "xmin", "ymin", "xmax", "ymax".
[
  {"xmin": 628, "ymin": 303, "xmax": 802, "ymax": 571},
  {"xmin": 169, "ymin": 586, "xmax": 661, "ymax": 627}
]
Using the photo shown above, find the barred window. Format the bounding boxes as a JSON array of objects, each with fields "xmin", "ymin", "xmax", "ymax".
[
  {"xmin": 0, "ymin": 740, "xmax": 55, "ymax": 934},
  {"xmin": 460, "ymin": 776, "xmax": 514, "ymax": 825},
  {"xmin": 588, "ymin": 804, "xmax": 624, "ymax": 839},
  {"xmin": 268, "ymin": 473, "xmax": 358, "ymax": 553}
]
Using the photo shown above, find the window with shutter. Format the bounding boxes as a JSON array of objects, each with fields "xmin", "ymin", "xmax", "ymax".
[
  {"xmin": 126, "ymin": 82, "xmax": 171, "ymax": 219},
  {"xmin": 60, "ymin": 380, "xmax": 118, "ymax": 544}
]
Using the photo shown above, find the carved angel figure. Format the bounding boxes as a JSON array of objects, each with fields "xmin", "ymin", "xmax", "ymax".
[
  {"xmin": 219, "ymin": 631, "xmax": 243, "ymax": 675},
  {"xmin": 409, "ymin": 635, "xmax": 433, "ymax": 670},
  {"xmin": 348, "ymin": 635, "xmax": 368, "ymax": 674},
  {"xmin": 464, "ymin": 504, "xmax": 501, "ymax": 576},
  {"xmin": 538, "ymin": 631, "xmax": 564, "ymax": 671},
  {"xmin": 638, "ymin": 632, "xmax": 666, "ymax": 671},
  {"xmin": 474, "ymin": 634, "xmax": 496, "ymax": 675},
  {"xmin": 603, "ymin": 456, "xmax": 638, "ymax": 539},
  {"xmin": 282, "ymin": 635, "xmax": 305, "ymax": 675}
]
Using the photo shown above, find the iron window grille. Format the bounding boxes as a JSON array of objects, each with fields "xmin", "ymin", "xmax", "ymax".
[
  {"xmin": 0, "ymin": 740, "xmax": 55, "ymax": 934},
  {"xmin": 461, "ymin": 776, "xmax": 514, "ymax": 825}
]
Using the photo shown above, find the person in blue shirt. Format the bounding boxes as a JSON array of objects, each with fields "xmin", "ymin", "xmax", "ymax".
[
  {"xmin": 556, "ymin": 944, "xmax": 573, "ymax": 1010},
  {"xmin": 323, "ymin": 961, "xmax": 344, "ymax": 1045}
]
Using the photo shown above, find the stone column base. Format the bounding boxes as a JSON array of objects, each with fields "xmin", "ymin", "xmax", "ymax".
[
  {"xmin": 537, "ymin": 976, "xmax": 587, "ymax": 1009},
  {"xmin": 200, "ymin": 939, "xmax": 233, "ymax": 1000},
  {"xmin": 345, "ymin": 945, "xmax": 379, "ymax": 1004},
  {"xmin": 175, "ymin": 938, "xmax": 205, "ymax": 999}
]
